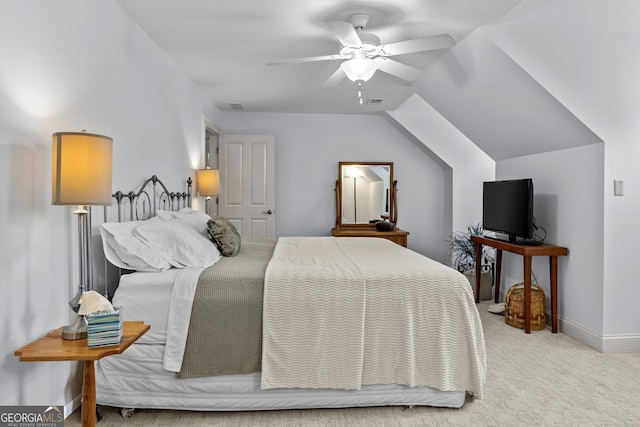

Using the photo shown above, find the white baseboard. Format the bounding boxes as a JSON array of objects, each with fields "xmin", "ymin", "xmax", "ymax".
[
  {"xmin": 64, "ymin": 394, "xmax": 81, "ymax": 419},
  {"xmin": 497, "ymin": 289, "xmax": 640, "ymax": 354},
  {"xmin": 601, "ymin": 334, "xmax": 640, "ymax": 353},
  {"xmin": 557, "ymin": 315, "xmax": 605, "ymax": 352},
  {"xmin": 549, "ymin": 310, "xmax": 640, "ymax": 353}
]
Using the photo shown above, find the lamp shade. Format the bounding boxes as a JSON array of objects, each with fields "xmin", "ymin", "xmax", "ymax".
[
  {"xmin": 52, "ymin": 132, "xmax": 113, "ymax": 206},
  {"xmin": 197, "ymin": 169, "xmax": 220, "ymax": 197},
  {"xmin": 340, "ymin": 58, "xmax": 379, "ymax": 82}
]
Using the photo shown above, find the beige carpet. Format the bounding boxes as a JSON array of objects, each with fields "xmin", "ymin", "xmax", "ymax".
[{"xmin": 67, "ymin": 300, "xmax": 640, "ymax": 426}]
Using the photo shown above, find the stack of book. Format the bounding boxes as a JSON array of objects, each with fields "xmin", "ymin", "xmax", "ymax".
[{"xmin": 86, "ymin": 308, "xmax": 122, "ymax": 347}]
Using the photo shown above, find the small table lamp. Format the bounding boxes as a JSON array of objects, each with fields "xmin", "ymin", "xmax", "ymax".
[
  {"xmin": 197, "ymin": 168, "xmax": 220, "ymax": 216},
  {"xmin": 52, "ymin": 131, "xmax": 113, "ymax": 339}
]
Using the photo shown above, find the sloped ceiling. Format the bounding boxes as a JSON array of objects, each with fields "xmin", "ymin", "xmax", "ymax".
[
  {"xmin": 114, "ymin": 0, "xmax": 629, "ymax": 161},
  {"xmin": 412, "ymin": 29, "xmax": 603, "ymax": 161},
  {"xmin": 115, "ymin": 0, "xmax": 521, "ymax": 114},
  {"xmin": 410, "ymin": 0, "xmax": 640, "ymax": 160}
]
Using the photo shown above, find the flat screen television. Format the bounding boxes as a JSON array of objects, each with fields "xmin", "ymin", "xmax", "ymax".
[{"xmin": 482, "ymin": 178, "xmax": 534, "ymax": 243}]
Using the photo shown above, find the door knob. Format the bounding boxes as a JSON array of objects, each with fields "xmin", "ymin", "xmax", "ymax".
[{"xmin": 263, "ymin": 209, "xmax": 273, "ymax": 215}]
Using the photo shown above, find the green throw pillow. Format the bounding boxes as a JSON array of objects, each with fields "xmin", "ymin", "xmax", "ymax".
[{"xmin": 207, "ymin": 216, "xmax": 241, "ymax": 256}]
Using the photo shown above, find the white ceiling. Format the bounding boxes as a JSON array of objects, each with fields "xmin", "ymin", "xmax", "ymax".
[{"xmin": 115, "ymin": 0, "xmax": 522, "ymax": 114}]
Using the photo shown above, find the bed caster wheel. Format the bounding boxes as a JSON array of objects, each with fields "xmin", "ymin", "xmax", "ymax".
[{"xmin": 120, "ymin": 408, "xmax": 135, "ymax": 419}]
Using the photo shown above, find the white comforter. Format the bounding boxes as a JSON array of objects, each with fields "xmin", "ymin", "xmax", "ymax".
[{"xmin": 261, "ymin": 237, "xmax": 487, "ymax": 397}]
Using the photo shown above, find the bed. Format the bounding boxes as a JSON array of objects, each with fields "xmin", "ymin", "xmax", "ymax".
[{"xmin": 94, "ymin": 176, "xmax": 486, "ymax": 413}]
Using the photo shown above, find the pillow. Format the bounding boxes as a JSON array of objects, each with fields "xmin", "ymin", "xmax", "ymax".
[
  {"xmin": 157, "ymin": 207, "xmax": 211, "ymax": 238},
  {"xmin": 100, "ymin": 219, "xmax": 171, "ymax": 271},
  {"xmin": 207, "ymin": 216, "xmax": 241, "ymax": 257},
  {"xmin": 156, "ymin": 210, "xmax": 178, "ymax": 220},
  {"xmin": 133, "ymin": 218, "xmax": 221, "ymax": 268}
]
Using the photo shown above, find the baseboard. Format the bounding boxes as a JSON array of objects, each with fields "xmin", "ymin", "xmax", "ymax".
[
  {"xmin": 552, "ymin": 310, "xmax": 640, "ymax": 353},
  {"xmin": 601, "ymin": 334, "xmax": 640, "ymax": 353},
  {"xmin": 64, "ymin": 394, "xmax": 81, "ymax": 419},
  {"xmin": 556, "ymin": 315, "xmax": 605, "ymax": 352},
  {"xmin": 496, "ymin": 288, "xmax": 640, "ymax": 354}
]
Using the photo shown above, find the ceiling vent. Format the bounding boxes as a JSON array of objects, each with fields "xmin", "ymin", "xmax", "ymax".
[
  {"xmin": 228, "ymin": 102, "xmax": 244, "ymax": 111},
  {"xmin": 367, "ymin": 98, "xmax": 384, "ymax": 104}
]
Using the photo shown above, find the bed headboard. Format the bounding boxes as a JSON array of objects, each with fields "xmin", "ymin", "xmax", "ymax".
[
  {"xmin": 111, "ymin": 175, "xmax": 193, "ymax": 222},
  {"xmin": 99, "ymin": 175, "xmax": 193, "ymax": 299}
]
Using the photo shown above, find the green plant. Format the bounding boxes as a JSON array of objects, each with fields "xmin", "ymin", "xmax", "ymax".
[{"xmin": 447, "ymin": 222, "xmax": 494, "ymax": 273}]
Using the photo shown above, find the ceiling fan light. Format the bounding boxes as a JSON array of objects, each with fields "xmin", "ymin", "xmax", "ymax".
[{"xmin": 340, "ymin": 58, "xmax": 378, "ymax": 82}]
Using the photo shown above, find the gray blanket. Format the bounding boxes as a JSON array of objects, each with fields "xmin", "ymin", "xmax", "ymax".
[{"xmin": 177, "ymin": 238, "xmax": 276, "ymax": 378}]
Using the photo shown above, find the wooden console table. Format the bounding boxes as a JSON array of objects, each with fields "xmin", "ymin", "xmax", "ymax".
[
  {"xmin": 332, "ymin": 226, "xmax": 409, "ymax": 247},
  {"xmin": 470, "ymin": 235, "xmax": 568, "ymax": 334},
  {"xmin": 15, "ymin": 321, "xmax": 149, "ymax": 427}
]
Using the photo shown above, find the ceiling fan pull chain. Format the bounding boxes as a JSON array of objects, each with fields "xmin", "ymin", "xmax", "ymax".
[{"xmin": 358, "ymin": 81, "xmax": 364, "ymax": 105}]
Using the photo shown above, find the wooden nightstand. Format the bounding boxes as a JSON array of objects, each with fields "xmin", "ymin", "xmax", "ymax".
[
  {"xmin": 15, "ymin": 321, "xmax": 149, "ymax": 427},
  {"xmin": 332, "ymin": 226, "xmax": 409, "ymax": 247}
]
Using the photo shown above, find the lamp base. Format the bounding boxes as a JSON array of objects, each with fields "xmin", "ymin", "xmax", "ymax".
[{"xmin": 62, "ymin": 315, "xmax": 87, "ymax": 340}]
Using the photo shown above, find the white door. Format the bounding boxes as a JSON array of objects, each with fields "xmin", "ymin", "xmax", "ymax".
[{"xmin": 219, "ymin": 135, "xmax": 275, "ymax": 238}]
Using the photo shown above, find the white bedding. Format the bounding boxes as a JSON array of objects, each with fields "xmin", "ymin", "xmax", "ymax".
[
  {"xmin": 262, "ymin": 237, "xmax": 486, "ymax": 398},
  {"xmin": 113, "ymin": 267, "xmax": 204, "ymax": 371},
  {"xmin": 96, "ymin": 344, "xmax": 466, "ymax": 411},
  {"xmin": 98, "ymin": 236, "xmax": 485, "ymax": 411},
  {"xmin": 113, "ymin": 270, "xmax": 178, "ymax": 344}
]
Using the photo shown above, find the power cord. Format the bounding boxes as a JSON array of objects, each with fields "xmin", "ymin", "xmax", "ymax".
[{"xmin": 531, "ymin": 217, "xmax": 547, "ymax": 244}]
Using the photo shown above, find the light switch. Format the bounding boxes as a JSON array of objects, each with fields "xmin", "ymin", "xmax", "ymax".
[{"xmin": 614, "ymin": 180, "xmax": 624, "ymax": 196}]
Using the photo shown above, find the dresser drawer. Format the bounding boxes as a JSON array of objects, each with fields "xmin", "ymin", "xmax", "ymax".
[{"xmin": 331, "ymin": 227, "xmax": 409, "ymax": 247}]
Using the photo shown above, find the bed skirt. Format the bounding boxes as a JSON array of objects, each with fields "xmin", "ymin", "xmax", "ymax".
[{"xmin": 95, "ymin": 343, "xmax": 466, "ymax": 411}]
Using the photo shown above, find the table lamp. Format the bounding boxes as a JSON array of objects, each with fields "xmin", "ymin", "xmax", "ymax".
[
  {"xmin": 52, "ymin": 131, "xmax": 113, "ymax": 339},
  {"xmin": 197, "ymin": 168, "xmax": 220, "ymax": 216}
]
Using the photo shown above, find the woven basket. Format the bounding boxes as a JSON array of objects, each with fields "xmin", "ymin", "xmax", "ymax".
[{"xmin": 505, "ymin": 283, "xmax": 546, "ymax": 331}]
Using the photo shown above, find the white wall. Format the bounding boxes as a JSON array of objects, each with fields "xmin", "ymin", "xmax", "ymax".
[
  {"xmin": 486, "ymin": 0, "xmax": 640, "ymax": 344},
  {"xmin": 0, "ymin": 0, "xmax": 218, "ymax": 412},
  {"xmin": 387, "ymin": 95, "xmax": 496, "ymax": 236},
  {"xmin": 496, "ymin": 144, "xmax": 605, "ymax": 338},
  {"xmin": 220, "ymin": 112, "xmax": 449, "ymax": 261}
]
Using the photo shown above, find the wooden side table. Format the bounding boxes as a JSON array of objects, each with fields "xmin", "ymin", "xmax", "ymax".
[
  {"xmin": 15, "ymin": 321, "xmax": 149, "ymax": 427},
  {"xmin": 332, "ymin": 226, "xmax": 409, "ymax": 247},
  {"xmin": 470, "ymin": 235, "xmax": 568, "ymax": 334}
]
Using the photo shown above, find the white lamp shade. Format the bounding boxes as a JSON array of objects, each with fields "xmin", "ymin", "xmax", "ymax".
[
  {"xmin": 197, "ymin": 169, "xmax": 220, "ymax": 197},
  {"xmin": 340, "ymin": 58, "xmax": 379, "ymax": 82},
  {"xmin": 347, "ymin": 166, "xmax": 362, "ymax": 179},
  {"xmin": 52, "ymin": 132, "xmax": 113, "ymax": 206}
]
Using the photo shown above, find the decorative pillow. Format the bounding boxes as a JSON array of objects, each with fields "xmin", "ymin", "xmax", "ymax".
[
  {"xmin": 207, "ymin": 216, "xmax": 241, "ymax": 256},
  {"xmin": 133, "ymin": 218, "xmax": 221, "ymax": 268},
  {"xmin": 100, "ymin": 219, "xmax": 171, "ymax": 271}
]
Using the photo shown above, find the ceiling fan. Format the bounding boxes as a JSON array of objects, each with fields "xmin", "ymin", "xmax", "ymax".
[{"xmin": 267, "ymin": 13, "xmax": 456, "ymax": 87}]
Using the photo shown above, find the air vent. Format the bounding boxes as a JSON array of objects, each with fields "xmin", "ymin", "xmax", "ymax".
[
  {"xmin": 228, "ymin": 102, "xmax": 244, "ymax": 111},
  {"xmin": 367, "ymin": 98, "xmax": 384, "ymax": 104}
]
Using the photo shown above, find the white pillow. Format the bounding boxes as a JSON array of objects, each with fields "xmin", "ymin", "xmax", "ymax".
[
  {"xmin": 162, "ymin": 207, "xmax": 211, "ymax": 238},
  {"xmin": 133, "ymin": 218, "xmax": 221, "ymax": 268},
  {"xmin": 100, "ymin": 219, "xmax": 171, "ymax": 271},
  {"xmin": 156, "ymin": 210, "xmax": 178, "ymax": 220}
]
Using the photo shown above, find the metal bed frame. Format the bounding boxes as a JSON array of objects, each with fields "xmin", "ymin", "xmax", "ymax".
[{"xmin": 97, "ymin": 175, "xmax": 193, "ymax": 299}]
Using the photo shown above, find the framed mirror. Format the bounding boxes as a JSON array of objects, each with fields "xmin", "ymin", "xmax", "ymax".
[{"xmin": 335, "ymin": 162, "xmax": 396, "ymax": 227}]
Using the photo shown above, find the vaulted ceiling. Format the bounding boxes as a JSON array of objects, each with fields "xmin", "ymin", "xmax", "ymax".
[
  {"xmin": 114, "ymin": 0, "xmax": 634, "ymax": 160},
  {"xmin": 115, "ymin": 0, "xmax": 522, "ymax": 114}
]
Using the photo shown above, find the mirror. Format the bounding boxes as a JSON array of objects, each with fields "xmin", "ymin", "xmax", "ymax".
[{"xmin": 335, "ymin": 162, "xmax": 396, "ymax": 227}]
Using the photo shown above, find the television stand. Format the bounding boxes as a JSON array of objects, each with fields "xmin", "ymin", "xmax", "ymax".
[
  {"xmin": 483, "ymin": 235, "xmax": 541, "ymax": 246},
  {"xmin": 470, "ymin": 235, "xmax": 568, "ymax": 334}
]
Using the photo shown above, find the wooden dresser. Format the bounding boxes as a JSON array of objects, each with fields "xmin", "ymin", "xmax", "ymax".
[{"xmin": 332, "ymin": 226, "xmax": 409, "ymax": 247}]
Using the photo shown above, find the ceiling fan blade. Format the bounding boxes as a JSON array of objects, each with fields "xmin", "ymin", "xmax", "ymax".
[
  {"xmin": 326, "ymin": 20, "xmax": 362, "ymax": 48},
  {"xmin": 378, "ymin": 34, "xmax": 456, "ymax": 56},
  {"xmin": 376, "ymin": 58, "xmax": 424, "ymax": 82},
  {"xmin": 322, "ymin": 67, "xmax": 346, "ymax": 88},
  {"xmin": 267, "ymin": 54, "xmax": 344, "ymax": 66}
]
